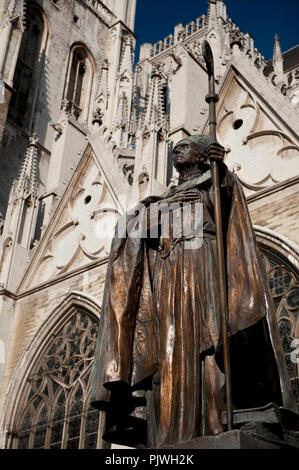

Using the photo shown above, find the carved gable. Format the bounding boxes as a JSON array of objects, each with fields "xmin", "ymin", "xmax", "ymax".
[
  {"xmin": 212, "ymin": 68, "xmax": 299, "ymax": 194},
  {"xmin": 20, "ymin": 145, "xmax": 122, "ymax": 291}
]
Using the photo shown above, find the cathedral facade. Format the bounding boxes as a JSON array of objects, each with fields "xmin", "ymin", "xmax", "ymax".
[{"xmin": 0, "ymin": 0, "xmax": 298, "ymax": 449}]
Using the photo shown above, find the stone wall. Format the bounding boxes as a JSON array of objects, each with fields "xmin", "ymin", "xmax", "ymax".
[
  {"xmin": 0, "ymin": 0, "xmax": 110, "ymax": 214},
  {"xmin": 249, "ymin": 179, "xmax": 299, "ymax": 246},
  {"xmin": 0, "ymin": 260, "xmax": 108, "ymax": 412}
]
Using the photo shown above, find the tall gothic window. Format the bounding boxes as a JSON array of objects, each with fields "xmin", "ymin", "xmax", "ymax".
[
  {"xmin": 11, "ymin": 308, "xmax": 107, "ymax": 449},
  {"xmin": 8, "ymin": 7, "xmax": 44, "ymax": 128},
  {"xmin": 261, "ymin": 248, "xmax": 299, "ymax": 407},
  {"xmin": 64, "ymin": 46, "xmax": 93, "ymax": 123}
]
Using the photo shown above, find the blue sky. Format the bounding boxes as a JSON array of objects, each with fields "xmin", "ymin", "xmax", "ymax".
[{"xmin": 134, "ymin": 0, "xmax": 299, "ymax": 62}]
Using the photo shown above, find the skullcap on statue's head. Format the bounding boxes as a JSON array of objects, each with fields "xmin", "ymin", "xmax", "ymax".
[{"xmin": 174, "ymin": 135, "xmax": 213, "ymax": 157}]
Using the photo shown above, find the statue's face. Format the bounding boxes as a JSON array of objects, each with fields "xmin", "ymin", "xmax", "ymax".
[
  {"xmin": 172, "ymin": 142, "xmax": 200, "ymax": 169},
  {"xmin": 173, "ymin": 142, "xmax": 207, "ymax": 173}
]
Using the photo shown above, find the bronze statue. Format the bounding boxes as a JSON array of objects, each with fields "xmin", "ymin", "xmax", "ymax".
[{"xmin": 91, "ymin": 135, "xmax": 296, "ymax": 448}]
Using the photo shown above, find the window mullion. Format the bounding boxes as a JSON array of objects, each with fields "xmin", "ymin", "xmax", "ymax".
[
  {"xmin": 97, "ymin": 411, "xmax": 108, "ymax": 449},
  {"xmin": 78, "ymin": 410, "xmax": 86, "ymax": 449},
  {"xmin": 10, "ymin": 310, "xmax": 100, "ymax": 449},
  {"xmin": 72, "ymin": 58, "xmax": 81, "ymax": 106},
  {"xmin": 45, "ymin": 420, "xmax": 52, "ymax": 449},
  {"xmin": 28, "ymin": 428, "xmax": 35, "ymax": 449},
  {"xmin": 61, "ymin": 394, "xmax": 70, "ymax": 449}
]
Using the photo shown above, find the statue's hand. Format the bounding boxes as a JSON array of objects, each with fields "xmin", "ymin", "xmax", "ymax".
[{"xmin": 208, "ymin": 142, "xmax": 225, "ymax": 163}]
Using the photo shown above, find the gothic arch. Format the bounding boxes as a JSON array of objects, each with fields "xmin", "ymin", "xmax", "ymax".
[
  {"xmin": 0, "ymin": 291, "xmax": 107, "ymax": 449},
  {"xmin": 254, "ymin": 225, "xmax": 299, "ymax": 272},
  {"xmin": 63, "ymin": 42, "xmax": 95, "ymax": 125},
  {"xmin": 8, "ymin": 3, "xmax": 50, "ymax": 129},
  {"xmin": 29, "ymin": 3, "xmax": 51, "ymax": 53},
  {"xmin": 254, "ymin": 225, "xmax": 299, "ymax": 406}
]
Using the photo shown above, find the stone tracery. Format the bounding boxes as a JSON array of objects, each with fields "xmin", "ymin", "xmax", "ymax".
[
  {"xmin": 261, "ymin": 248, "xmax": 299, "ymax": 405},
  {"xmin": 11, "ymin": 308, "xmax": 105, "ymax": 449},
  {"xmin": 28, "ymin": 155, "xmax": 121, "ymax": 287}
]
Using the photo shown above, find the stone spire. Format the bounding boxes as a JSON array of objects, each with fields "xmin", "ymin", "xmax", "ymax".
[
  {"xmin": 115, "ymin": 92, "xmax": 128, "ymax": 129},
  {"xmin": 207, "ymin": 0, "xmax": 228, "ymax": 31},
  {"xmin": 215, "ymin": 0, "xmax": 227, "ymax": 21},
  {"xmin": 112, "ymin": 91, "xmax": 129, "ymax": 146},
  {"xmin": 273, "ymin": 34, "xmax": 284, "ymax": 84},
  {"xmin": 143, "ymin": 66, "xmax": 166, "ymax": 130},
  {"xmin": 273, "ymin": 34, "xmax": 283, "ymax": 62},
  {"xmin": 7, "ymin": 0, "xmax": 26, "ymax": 28},
  {"xmin": 133, "ymin": 66, "xmax": 169, "ymax": 195},
  {"xmin": 0, "ymin": 132, "xmax": 39, "ymax": 288},
  {"xmin": 13, "ymin": 133, "xmax": 38, "ymax": 198},
  {"xmin": 96, "ymin": 59, "xmax": 109, "ymax": 99},
  {"xmin": 93, "ymin": 60, "xmax": 109, "ymax": 127},
  {"xmin": 206, "ymin": 0, "xmax": 224, "ymax": 80},
  {"xmin": 120, "ymin": 36, "xmax": 133, "ymax": 74},
  {"xmin": 207, "ymin": 0, "xmax": 219, "ymax": 33},
  {"xmin": 129, "ymin": 87, "xmax": 138, "ymax": 142}
]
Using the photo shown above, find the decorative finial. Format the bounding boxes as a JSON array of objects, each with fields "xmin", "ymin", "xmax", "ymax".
[
  {"xmin": 272, "ymin": 34, "xmax": 284, "ymax": 84},
  {"xmin": 273, "ymin": 34, "xmax": 283, "ymax": 61},
  {"xmin": 28, "ymin": 133, "xmax": 39, "ymax": 146},
  {"xmin": 14, "ymin": 132, "xmax": 39, "ymax": 196}
]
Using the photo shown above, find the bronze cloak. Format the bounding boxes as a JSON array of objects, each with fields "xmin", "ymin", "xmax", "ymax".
[{"xmin": 91, "ymin": 168, "xmax": 296, "ymax": 447}]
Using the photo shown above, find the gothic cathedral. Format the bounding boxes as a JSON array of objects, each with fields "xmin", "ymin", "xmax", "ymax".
[{"xmin": 0, "ymin": 0, "xmax": 298, "ymax": 449}]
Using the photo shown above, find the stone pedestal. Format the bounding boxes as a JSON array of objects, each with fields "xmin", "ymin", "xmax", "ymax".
[
  {"xmin": 161, "ymin": 404, "xmax": 299, "ymax": 449},
  {"xmin": 162, "ymin": 429, "xmax": 299, "ymax": 449}
]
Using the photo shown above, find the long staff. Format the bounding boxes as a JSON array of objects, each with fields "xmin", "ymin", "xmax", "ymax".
[{"xmin": 202, "ymin": 40, "xmax": 233, "ymax": 431}]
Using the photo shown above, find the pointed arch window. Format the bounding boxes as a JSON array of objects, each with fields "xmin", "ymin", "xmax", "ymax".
[
  {"xmin": 64, "ymin": 46, "xmax": 93, "ymax": 124},
  {"xmin": 8, "ymin": 7, "xmax": 45, "ymax": 128},
  {"xmin": 11, "ymin": 308, "xmax": 107, "ymax": 449},
  {"xmin": 261, "ymin": 247, "xmax": 299, "ymax": 407}
]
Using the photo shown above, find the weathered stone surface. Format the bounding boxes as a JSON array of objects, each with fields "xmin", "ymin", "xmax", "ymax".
[{"xmin": 0, "ymin": 0, "xmax": 298, "ymax": 450}]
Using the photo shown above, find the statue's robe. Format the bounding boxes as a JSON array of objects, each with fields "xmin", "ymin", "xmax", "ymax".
[{"xmin": 91, "ymin": 167, "xmax": 296, "ymax": 448}]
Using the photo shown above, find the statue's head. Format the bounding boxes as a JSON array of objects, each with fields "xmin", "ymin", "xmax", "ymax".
[{"xmin": 172, "ymin": 135, "xmax": 212, "ymax": 174}]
